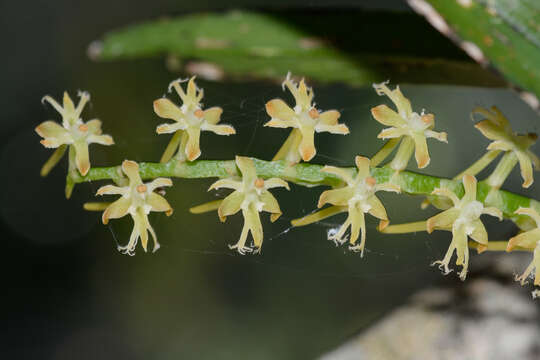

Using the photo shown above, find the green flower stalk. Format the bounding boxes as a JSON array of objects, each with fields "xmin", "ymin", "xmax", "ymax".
[
  {"xmin": 427, "ymin": 174, "xmax": 502, "ymax": 280},
  {"xmin": 154, "ymin": 76, "xmax": 236, "ymax": 162},
  {"xmin": 97, "ymin": 160, "xmax": 173, "ymax": 255},
  {"xmin": 36, "ymin": 91, "xmax": 114, "ymax": 176},
  {"xmin": 207, "ymin": 156, "xmax": 289, "ymax": 254},
  {"xmin": 264, "ymin": 72, "xmax": 349, "ymax": 164},
  {"xmin": 371, "ymin": 81, "xmax": 447, "ymax": 171}
]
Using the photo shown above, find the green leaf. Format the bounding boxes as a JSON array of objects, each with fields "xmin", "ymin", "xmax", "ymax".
[
  {"xmin": 90, "ymin": 10, "xmax": 503, "ymax": 87},
  {"xmin": 411, "ymin": 0, "xmax": 540, "ymax": 107}
]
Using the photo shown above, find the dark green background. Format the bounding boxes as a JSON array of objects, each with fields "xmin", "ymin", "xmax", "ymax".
[{"xmin": 1, "ymin": 1, "xmax": 539, "ymax": 359}]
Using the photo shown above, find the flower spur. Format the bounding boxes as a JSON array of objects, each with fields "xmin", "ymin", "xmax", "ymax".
[
  {"xmin": 97, "ymin": 160, "xmax": 173, "ymax": 255},
  {"xmin": 371, "ymin": 81, "xmax": 447, "ymax": 171},
  {"xmin": 153, "ymin": 76, "xmax": 236, "ymax": 162},
  {"xmin": 264, "ymin": 72, "xmax": 349, "ymax": 164},
  {"xmin": 208, "ymin": 156, "xmax": 289, "ymax": 254},
  {"xmin": 36, "ymin": 91, "xmax": 114, "ymax": 176},
  {"xmin": 427, "ymin": 174, "xmax": 502, "ymax": 280}
]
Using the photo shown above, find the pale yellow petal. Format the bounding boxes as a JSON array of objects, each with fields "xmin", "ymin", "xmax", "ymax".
[
  {"xmin": 218, "ymin": 191, "xmax": 243, "ymax": 221},
  {"xmin": 208, "ymin": 178, "xmax": 242, "ymax": 191},
  {"xmin": 507, "ymin": 228, "xmax": 540, "ymax": 251},
  {"xmin": 370, "ymin": 104, "xmax": 405, "ymax": 127},
  {"xmin": 426, "ymin": 208, "xmax": 460, "ymax": 233},
  {"xmin": 153, "ymin": 98, "xmax": 184, "ymax": 120},
  {"xmin": 431, "ymin": 188, "xmax": 460, "ymax": 206},
  {"xmin": 263, "ymin": 118, "xmax": 296, "ymax": 129},
  {"xmin": 96, "ymin": 185, "xmax": 127, "ymax": 196},
  {"xmin": 298, "ymin": 125, "xmax": 316, "ymax": 161},
  {"xmin": 318, "ymin": 187, "xmax": 353, "ymax": 208},
  {"xmin": 102, "ymin": 197, "xmax": 131, "ymax": 224},
  {"xmin": 121, "ymin": 160, "xmax": 142, "ymax": 184},
  {"xmin": 35, "ymin": 121, "xmax": 70, "ymax": 141},
  {"xmin": 516, "ymin": 151, "xmax": 534, "ymax": 188},
  {"xmin": 265, "ymin": 99, "xmax": 295, "ymax": 122},
  {"xmin": 315, "ymin": 123, "xmax": 349, "ymax": 135},
  {"xmin": 235, "ymin": 156, "xmax": 257, "ymax": 183},
  {"xmin": 461, "ymin": 174, "xmax": 477, "ymax": 202},
  {"xmin": 469, "ymin": 219, "xmax": 488, "ymax": 245},
  {"xmin": 185, "ymin": 126, "xmax": 201, "ymax": 161},
  {"xmin": 264, "ymin": 177, "xmax": 290, "ymax": 190},
  {"xmin": 147, "ymin": 193, "xmax": 173, "ymax": 215},
  {"xmin": 147, "ymin": 177, "xmax": 173, "ymax": 192},
  {"xmin": 321, "ymin": 165, "xmax": 354, "ymax": 185},
  {"xmin": 87, "ymin": 134, "xmax": 114, "ymax": 146},
  {"xmin": 355, "ymin": 156, "xmax": 371, "ymax": 180},
  {"xmin": 318, "ymin": 110, "xmax": 341, "ymax": 125},
  {"xmin": 424, "ymin": 130, "xmax": 447, "ymax": 143},
  {"xmin": 202, "ymin": 123, "xmax": 236, "ymax": 135},
  {"xmin": 85, "ymin": 119, "xmax": 103, "ymax": 135},
  {"xmin": 203, "ymin": 106, "xmax": 223, "ymax": 125},
  {"xmin": 486, "ymin": 140, "xmax": 513, "ymax": 151},
  {"xmin": 73, "ymin": 141, "xmax": 90, "ymax": 176},
  {"xmin": 156, "ymin": 122, "xmax": 185, "ymax": 134},
  {"xmin": 244, "ymin": 205, "xmax": 264, "ymax": 249},
  {"xmin": 377, "ymin": 127, "xmax": 406, "ymax": 139},
  {"xmin": 367, "ymin": 195, "xmax": 388, "ymax": 220},
  {"xmin": 412, "ymin": 133, "xmax": 430, "ymax": 169},
  {"xmin": 482, "ymin": 206, "xmax": 502, "ymax": 220},
  {"xmin": 515, "ymin": 207, "xmax": 540, "ymax": 227},
  {"xmin": 260, "ymin": 192, "xmax": 282, "ymax": 221}
]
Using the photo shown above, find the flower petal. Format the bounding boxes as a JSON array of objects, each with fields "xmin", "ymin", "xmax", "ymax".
[
  {"xmin": 315, "ymin": 123, "xmax": 349, "ymax": 135},
  {"xmin": 85, "ymin": 119, "xmax": 103, "ymax": 135},
  {"xmin": 516, "ymin": 150, "xmax": 534, "ymax": 188},
  {"xmin": 265, "ymin": 99, "xmax": 295, "ymax": 122},
  {"xmin": 102, "ymin": 197, "xmax": 131, "ymax": 224},
  {"xmin": 461, "ymin": 174, "xmax": 477, "ymax": 203},
  {"xmin": 373, "ymin": 83, "xmax": 412, "ymax": 118},
  {"xmin": 482, "ymin": 206, "xmax": 502, "ymax": 220},
  {"xmin": 147, "ymin": 177, "xmax": 173, "ymax": 192},
  {"xmin": 370, "ymin": 104, "xmax": 405, "ymax": 127},
  {"xmin": 424, "ymin": 130, "xmax": 447, "ymax": 143},
  {"xmin": 244, "ymin": 205, "xmax": 264, "ymax": 249},
  {"xmin": 96, "ymin": 185, "xmax": 128, "ymax": 196},
  {"xmin": 515, "ymin": 207, "xmax": 540, "ymax": 227},
  {"xmin": 147, "ymin": 192, "xmax": 173, "ymax": 215},
  {"xmin": 412, "ymin": 133, "xmax": 430, "ymax": 169},
  {"xmin": 426, "ymin": 208, "xmax": 460, "ymax": 233},
  {"xmin": 264, "ymin": 118, "xmax": 296, "ymax": 129},
  {"xmin": 377, "ymin": 127, "xmax": 406, "ymax": 139},
  {"xmin": 73, "ymin": 140, "xmax": 90, "ymax": 176},
  {"xmin": 355, "ymin": 156, "xmax": 371, "ymax": 180},
  {"xmin": 88, "ymin": 134, "xmax": 114, "ymax": 146},
  {"xmin": 264, "ymin": 177, "xmax": 290, "ymax": 190},
  {"xmin": 208, "ymin": 178, "xmax": 242, "ymax": 191},
  {"xmin": 203, "ymin": 106, "xmax": 223, "ymax": 125},
  {"xmin": 260, "ymin": 192, "xmax": 282, "ymax": 221},
  {"xmin": 321, "ymin": 165, "xmax": 354, "ymax": 185},
  {"xmin": 469, "ymin": 219, "xmax": 488, "ymax": 245},
  {"xmin": 236, "ymin": 156, "xmax": 257, "ymax": 183},
  {"xmin": 156, "ymin": 122, "xmax": 185, "ymax": 134},
  {"xmin": 507, "ymin": 228, "xmax": 540, "ymax": 251},
  {"xmin": 153, "ymin": 98, "xmax": 184, "ymax": 120},
  {"xmin": 185, "ymin": 127, "xmax": 201, "ymax": 161},
  {"xmin": 318, "ymin": 187, "xmax": 353, "ymax": 208},
  {"xmin": 486, "ymin": 140, "xmax": 513, "ymax": 151},
  {"xmin": 218, "ymin": 190, "xmax": 243, "ymax": 221},
  {"xmin": 121, "ymin": 160, "xmax": 142, "ymax": 185},
  {"xmin": 431, "ymin": 188, "xmax": 460, "ymax": 207},
  {"xmin": 35, "ymin": 120, "xmax": 69, "ymax": 139},
  {"xmin": 318, "ymin": 110, "xmax": 341, "ymax": 125},
  {"xmin": 298, "ymin": 125, "xmax": 316, "ymax": 161},
  {"xmin": 367, "ymin": 195, "xmax": 388, "ymax": 220},
  {"xmin": 202, "ymin": 123, "xmax": 236, "ymax": 135}
]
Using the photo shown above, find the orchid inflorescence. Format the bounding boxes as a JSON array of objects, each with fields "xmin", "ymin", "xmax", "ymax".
[{"xmin": 36, "ymin": 73, "xmax": 540, "ymax": 296}]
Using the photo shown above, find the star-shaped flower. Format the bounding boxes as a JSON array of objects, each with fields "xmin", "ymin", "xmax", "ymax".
[
  {"xmin": 427, "ymin": 174, "xmax": 502, "ymax": 280},
  {"xmin": 507, "ymin": 207, "xmax": 540, "ymax": 286},
  {"xmin": 371, "ymin": 81, "xmax": 447, "ymax": 170},
  {"xmin": 264, "ymin": 72, "xmax": 349, "ymax": 163},
  {"xmin": 208, "ymin": 156, "xmax": 289, "ymax": 254},
  {"xmin": 36, "ymin": 91, "xmax": 114, "ymax": 176},
  {"xmin": 317, "ymin": 156, "xmax": 400, "ymax": 255},
  {"xmin": 153, "ymin": 76, "xmax": 235, "ymax": 162},
  {"xmin": 96, "ymin": 160, "xmax": 173, "ymax": 256},
  {"xmin": 473, "ymin": 106, "xmax": 539, "ymax": 188}
]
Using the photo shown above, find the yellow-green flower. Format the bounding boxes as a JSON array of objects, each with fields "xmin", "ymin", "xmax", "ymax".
[
  {"xmin": 264, "ymin": 72, "xmax": 349, "ymax": 163},
  {"xmin": 209, "ymin": 156, "xmax": 289, "ymax": 254},
  {"xmin": 97, "ymin": 160, "xmax": 173, "ymax": 255},
  {"xmin": 507, "ymin": 207, "xmax": 540, "ymax": 286},
  {"xmin": 36, "ymin": 91, "xmax": 114, "ymax": 175},
  {"xmin": 153, "ymin": 76, "xmax": 235, "ymax": 162},
  {"xmin": 371, "ymin": 81, "xmax": 447, "ymax": 170},
  {"xmin": 473, "ymin": 106, "xmax": 539, "ymax": 189},
  {"xmin": 317, "ymin": 156, "xmax": 400, "ymax": 255},
  {"xmin": 427, "ymin": 174, "xmax": 502, "ymax": 280}
]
